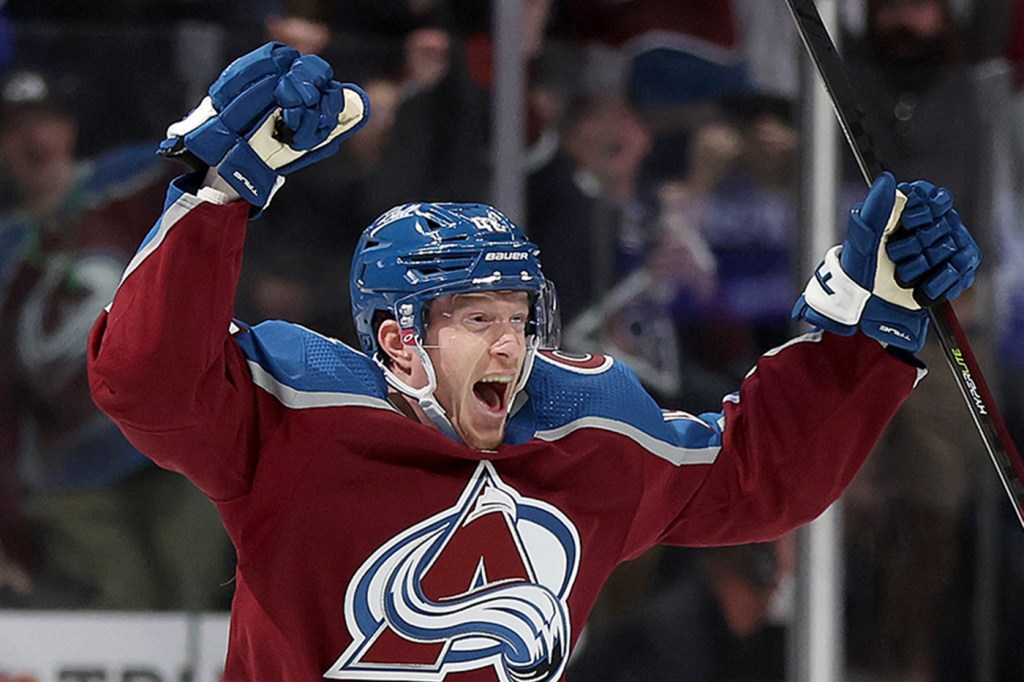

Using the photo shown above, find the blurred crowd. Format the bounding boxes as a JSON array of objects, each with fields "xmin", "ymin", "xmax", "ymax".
[{"xmin": 1, "ymin": 0, "xmax": 1024, "ymax": 679}]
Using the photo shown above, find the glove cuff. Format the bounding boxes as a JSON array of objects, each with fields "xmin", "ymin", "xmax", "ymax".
[
  {"xmin": 791, "ymin": 295, "xmax": 858, "ymax": 337},
  {"xmin": 794, "ymin": 241, "xmax": 930, "ymax": 352},
  {"xmin": 217, "ymin": 141, "xmax": 285, "ymax": 210},
  {"xmin": 801, "ymin": 245, "xmax": 870, "ymax": 326},
  {"xmin": 859, "ymin": 298, "xmax": 930, "ymax": 352}
]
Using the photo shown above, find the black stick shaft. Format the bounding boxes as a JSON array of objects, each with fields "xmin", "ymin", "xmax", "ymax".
[{"xmin": 785, "ymin": 0, "xmax": 1024, "ymax": 529}]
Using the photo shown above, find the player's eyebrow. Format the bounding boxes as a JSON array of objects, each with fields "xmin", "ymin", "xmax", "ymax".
[{"xmin": 451, "ymin": 291, "xmax": 530, "ymax": 306}]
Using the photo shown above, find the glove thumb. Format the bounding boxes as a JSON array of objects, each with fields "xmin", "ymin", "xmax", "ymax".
[
  {"xmin": 858, "ymin": 171, "xmax": 897, "ymax": 235},
  {"xmin": 841, "ymin": 171, "xmax": 900, "ymax": 280}
]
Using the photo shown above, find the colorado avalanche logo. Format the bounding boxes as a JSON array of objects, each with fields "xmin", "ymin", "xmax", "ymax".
[{"xmin": 325, "ymin": 461, "xmax": 581, "ymax": 681}]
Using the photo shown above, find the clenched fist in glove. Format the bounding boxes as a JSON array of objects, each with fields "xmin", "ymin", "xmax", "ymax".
[
  {"xmin": 792, "ymin": 172, "xmax": 981, "ymax": 352},
  {"xmin": 159, "ymin": 42, "xmax": 368, "ymax": 212}
]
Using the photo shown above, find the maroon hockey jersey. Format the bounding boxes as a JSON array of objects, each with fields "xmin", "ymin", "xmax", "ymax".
[{"xmin": 88, "ymin": 176, "xmax": 922, "ymax": 680}]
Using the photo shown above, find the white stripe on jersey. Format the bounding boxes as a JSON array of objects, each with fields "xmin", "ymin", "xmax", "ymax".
[
  {"xmin": 535, "ymin": 417, "xmax": 720, "ymax": 467},
  {"xmin": 744, "ymin": 330, "xmax": 824, "ymax": 379},
  {"xmin": 763, "ymin": 329, "xmax": 824, "ymax": 357},
  {"xmin": 248, "ymin": 360, "xmax": 400, "ymax": 413},
  {"xmin": 662, "ymin": 410, "xmax": 713, "ymax": 426},
  {"xmin": 118, "ymin": 193, "xmax": 203, "ymax": 288}
]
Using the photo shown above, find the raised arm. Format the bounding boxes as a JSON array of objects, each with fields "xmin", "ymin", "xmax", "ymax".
[
  {"xmin": 617, "ymin": 173, "xmax": 980, "ymax": 550},
  {"xmin": 87, "ymin": 43, "xmax": 368, "ymax": 500}
]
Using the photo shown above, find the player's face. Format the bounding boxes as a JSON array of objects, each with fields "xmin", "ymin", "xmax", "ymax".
[
  {"xmin": 0, "ymin": 113, "xmax": 77, "ymax": 199},
  {"xmin": 423, "ymin": 291, "xmax": 531, "ymax": 450}
]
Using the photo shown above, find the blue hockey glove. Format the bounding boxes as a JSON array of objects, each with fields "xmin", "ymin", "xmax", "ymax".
[
  {"xmin": 886, "ymin": 179, "xmax": 980, "ymax": 305},
  {"xmin": 160, "ymin": 42, "xmax": 369, "ymax": 211},
  {"xmin": 159, "ymin": 42, "xmax": 299, "ymax": 167},
  {"xmin": 792, "ymin": 172, "xmax": 980, "ymax": 352}
]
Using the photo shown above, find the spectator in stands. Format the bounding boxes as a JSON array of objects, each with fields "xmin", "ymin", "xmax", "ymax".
[
  {"xmin": 373, "ymin": 17, "xmax": 490, "ymax": 209},
  {"xmin": 983, "ymin": 1, "xmax": 1024, "ymax": 676},
  {"xmin": 551, "ymin": 0, "xmax": 752, "ymax": 108},
  {"xmin": 841, "ymin": 1, "xmax": 998, "ymax": 678},
  {"xmin": 561, "ymin": 94, "xmax": 800, "ymax": 410},
  {"xmin": 664, "ymin": 95, "xmax": 800, "ymax": 392},
  {"xmin": 0, "ymin": 70, "xmax": 231, "ymax": 610},
  {"xmin": 263, "ymin": 0, "xmax": 455, "ymax": 83},
  {"xmin": 533, "ymin": 96, "xmax": 660, "ymax": 333}
]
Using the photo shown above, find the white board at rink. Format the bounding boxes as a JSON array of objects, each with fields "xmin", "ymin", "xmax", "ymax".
[{"xmin": 0, "ymin": 611, "xmax": 229, "ymax": 681}]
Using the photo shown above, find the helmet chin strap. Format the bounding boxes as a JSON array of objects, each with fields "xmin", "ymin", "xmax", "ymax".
[
  {"xmin": 377, "ymin": 336, "xmax": 542, "ymax": 444},
  {"xmin": 376, "ymin": 344, "xmax": 462, "ymax": 444}
]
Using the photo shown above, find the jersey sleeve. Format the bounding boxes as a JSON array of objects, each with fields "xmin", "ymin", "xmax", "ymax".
[
  {"xmin": 87, "ymin": 174, "xmax": 268, "ymax": 501},
  {"xmin": 525, "ymin": 332, "xmax": 923, "ymax": 554},
  {"xmin": 645, "ymin": 331, "xmax": 922, "ymax": 549}
]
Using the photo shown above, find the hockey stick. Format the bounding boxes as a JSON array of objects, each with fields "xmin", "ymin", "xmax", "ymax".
[{"xmin": 785, "ymin": 0, "xmax": 1024, "ymax": 530}]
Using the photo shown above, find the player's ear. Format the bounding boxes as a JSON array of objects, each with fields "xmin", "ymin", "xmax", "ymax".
[{"xmin": 377, "ymin": 318, "xmax": 414, "ymax": 374}]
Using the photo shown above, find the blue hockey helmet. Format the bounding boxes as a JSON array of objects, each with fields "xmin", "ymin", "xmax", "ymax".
[{"xmin": 350, "ymin": 202, "xmax": 560, "ymax": 358}]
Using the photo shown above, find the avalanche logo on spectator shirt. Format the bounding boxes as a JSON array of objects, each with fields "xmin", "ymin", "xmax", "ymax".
[{"xmin": 324, "ymin": 461, "xmax": 580, "ymax": 681}]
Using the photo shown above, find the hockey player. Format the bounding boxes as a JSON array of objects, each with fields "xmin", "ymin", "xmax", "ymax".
[{"xmin": 87, "ymin": 43, "xmax": 979, "ymax": 680}]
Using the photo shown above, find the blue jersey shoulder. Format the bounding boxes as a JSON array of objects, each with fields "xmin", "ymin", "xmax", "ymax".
[
  {"xmin": 233, "ymin": 320, "xmax": 388, "ymax": 400},
  {"xmin": 507, "ymin": 351, "xmax": 664, "ymax": 441},
  {"xmin": 506, "ymin": 350, "xmax": 724, "ymax": 460}
]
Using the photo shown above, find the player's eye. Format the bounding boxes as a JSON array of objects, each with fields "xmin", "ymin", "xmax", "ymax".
[{"xmin": 463, "ymin": 313, "xmax": 494, "ymax": 331}]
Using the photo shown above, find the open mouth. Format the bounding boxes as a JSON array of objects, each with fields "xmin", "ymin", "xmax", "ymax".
[{"xmin": 472, "ymin": 375, "xmax": 514, "ymax": 414}]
